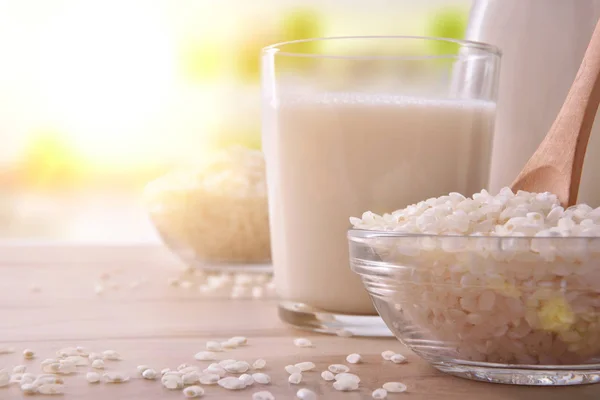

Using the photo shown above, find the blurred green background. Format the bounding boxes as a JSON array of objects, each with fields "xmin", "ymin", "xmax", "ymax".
[{"xmin": 0, "ymin": 0, "xmax": 470, "ymax": 241}]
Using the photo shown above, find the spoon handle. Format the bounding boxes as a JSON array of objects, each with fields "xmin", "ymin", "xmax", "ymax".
[{"xmin": 511, "ymin": 18, "xmax": 600, "ymax": 206}]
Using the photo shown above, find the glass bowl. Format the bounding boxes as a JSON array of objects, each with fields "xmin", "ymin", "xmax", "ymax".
[
  {"xmin": 144, "ymin": 147, "xmax": 272, "ymax": 273},
  {"xmin": 348, "ymin": 229, "xmax": 600, "ymax": 386},
  {"xmin": 147, "ymin": 198, "xmax": 272, "ymax": 273}
]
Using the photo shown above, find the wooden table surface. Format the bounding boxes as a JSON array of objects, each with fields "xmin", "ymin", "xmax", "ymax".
[{"xmin": 0, "ymin": 244, "xmax": 599, "ymax": 399}]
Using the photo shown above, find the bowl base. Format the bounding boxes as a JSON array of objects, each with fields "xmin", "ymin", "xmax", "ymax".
[
  {"xmin": 278, "ymin": 301, "xmax": 392, "ymax": 337},
  {"xmin": 433, "ymin": 361, "xmax": 600, "ymax": 386}
]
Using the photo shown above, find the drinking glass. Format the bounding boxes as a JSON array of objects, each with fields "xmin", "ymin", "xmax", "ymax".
[{"xmin": 261, "ymin": 36, "xmax": 501, "ymax": 336}]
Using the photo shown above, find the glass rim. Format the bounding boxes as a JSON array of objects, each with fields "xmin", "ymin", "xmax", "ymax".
[
  {"xmin": 262, "ymin": 35, "xmax": 502, "ymax": 60},
  {"xmin": 348, "ymin": 228, "xmax": 600, "ymax": 241}
]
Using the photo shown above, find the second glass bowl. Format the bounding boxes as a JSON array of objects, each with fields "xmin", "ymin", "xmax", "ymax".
[
  {"xmin": 349, "ymin": 229, "xmax": 600, "ymax": 385},
  {"xmin": 145, "ymin": 147, "xmax": 272, "ymax": 272}
]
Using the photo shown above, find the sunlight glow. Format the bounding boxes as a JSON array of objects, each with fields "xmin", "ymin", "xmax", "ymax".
[{"xmin": 36, "ymin": 1, "xmax": 176, "ymax": 167}]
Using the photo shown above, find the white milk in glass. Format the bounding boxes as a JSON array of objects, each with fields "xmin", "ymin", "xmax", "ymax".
[{"xmin": 264, "ymin": 94, "xmax": 496, "ymax": 315}]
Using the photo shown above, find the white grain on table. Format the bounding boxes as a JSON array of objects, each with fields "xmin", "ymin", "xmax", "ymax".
[{"xmin": 0, "ymin": 245, "xmax": 598, "ymax": 399}]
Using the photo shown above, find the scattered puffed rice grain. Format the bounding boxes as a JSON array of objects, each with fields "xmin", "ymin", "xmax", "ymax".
[
  {"xmin": 102, "ymin": 350, "xmax": 121, "ymax": 361},
  {"xmin": 336, "ymin": 329, "xmax": 354, "ymax": 337},
  {"xmin": 13, "ymin": 365, "xmax": 26, "ymax": 374},
  {"xmin": 206, "ymin": 341, "xmax": 223, "ymax": 352},
  {"xmin": 86, "ymin": 372, "xmax": 101, "ymax": 384},
  {"xmin": 196, "ymin": 282, "xmax": 209, "ymax": 292},
  {"xmin": 0, "ymin": 347, "xmax": 15, "ymax": 354},
  {"xmin": 75, "ymin": 346, "xmax": 88, "ymax": 356},
  {"xmin": 321, "ymin": 370, "xmax": 335, "ymax": 381},
  {"xmin": 328, "ymin": 364, "xmax": 349, "ymax": 374},
  {"xmin": 32, "ymin": 376, "xmax": 54, "ymax": 387},
  {"xmin": 162, "ymin": 375, "xmax": 183, "ymax": 390},
  {"xmin": 346, "ymin": 353, "xmax": 361, "ymax": 364},
  {"xmin": 252, "ymin": 286, "xmax": 264, "ymax": 299},
  {"xmin": 230, "ymin": 285, "xmax": 249, "ymax": 299},
  {"xmin": 41, "ymin": 362, "xmax": 60, "ymax": 374},
  {"xmin": 177, "ymin": 363, "xmax": 191, "ymax": 371},
  {"xmin": 334, "ymin": 373, "xmax": 360, "ymax": 383},
  {"xmin": 194, "ymin": 351, "xmax": 217, "ymax": 361},
  {"xmin": 58, "ymin": 361, "xmax": 77, "ymax": 375},
  {"xmin": 297, "ymin": 388, "xmax": 318, "ymax": 400},
  {"xmin": 218, "ymin": 377, "xmax": 245, "ymax": 390},
  {"xmin": 381, "ymin": 350, "xmax": 395, "ymax": 361},
  {"xmin": 21, "ymin": 383, "xmax": 37, "ymax": 394},
  {"xmin": 288, "ymin": 372, "xmax": 302, "ymax": 384},
  {"xmin": 390, "ymin": 354, "xmax": 407, "ymax": 364},
  {"xmin": 183, "ymin": 385, "xmax": 205, "ymax": 398},
  {"xmin": 65, "ymin": 355, "xmax": 88, "ymax": 366},
  {"xmin": 103, "ymin": 372, "xmax": 129, "ymax": 383},
  {"xmin": 136, "ymin": 364, "xmax": 150, "ymax": 374},
  {"xmin": 382, "ymin": 382, "xmax": 407, "ymax": 393},
  {"xmin": 285, "ymin": 365, "xmax": 301, "ymax": 374},
  {"xmin": 203, "ymin": 365, "xmax": 226, "ymax": 378},
  {"xmin": 239, "ymin": 373, "xmax": 254, "ymax": 387},
  {"xmin": 218, "ymin": 359, "xmax": 236, "ymax": 367},
  {"xmin": 94, "ymin": 284, "xmax": 104, "ymax": 295},
  {"xmin": 293, "ymin": 338, "xmax": 313, "ymax": 348},
  {"xmin": 251, "ymin": 373, "xmax": 271, "ymax": 385},
  {"xmin": 37, "ymin": 383, "xmax": 65, "ymax": 395},
  {"xmin": 199, "ymin": 373, "xmax": 220, "ymax": 385},
  {"xmin": 229, "ymin": 336, "xmax": 247, "ymax": 346},
  {"xmin": 252, "ymin": 391, "xmax": 275, "ymax": 400},
  {"xmin": 35, "ymin": 375, "xmax": 64, "ymax": 385},
  {"xmin": 224, "ymin": 361, "xmax": 250, "ymax": 374},
  {"xmin": 88, "ymin": 352, "xmax": 104, "ymax": 361},
  {"xmin": 221, "ymin": 340, "xmax": 238, "ymax": 349},
  {"xmin": 49, "ymin": 363, "xmax": 67, "ymax": 374},
  {"xmin": 372, "ymin": 388, "xmax": 388, "ymax": 399},
  {"xmin": 252, "ymin": 359, "xmax": 266, "ymax": 370},
  {"xmin": 180, "ymin": 280, "xmax": 193, "ymax": 289},
  {"xmin": 182, "ymin": 372, "xmax": 201, "ymax": 385},
  {"xmin": 162, "ymin": 371, "xmax": 183, "ymax": 378},
  {"xmin": 180, "ymin": 366, "xmax": 201, "ymax": 374},
  {"xmin": 294, "ymin": 361, "xmax": 316, "ymax": 372},
  {"xmin": 160, "ymin": 371, "xmax": 183, "ymax": 385},
  {"xmin": 23, "ymin": 349, "xmax": 35, "ymax": 359},
  {"xmin": 333, "ymin": 379, "xmax": 359, "ymax": 391},
  {"xmin": 142, "ymin": 369, "xmax": 157, "ymax": 380}
]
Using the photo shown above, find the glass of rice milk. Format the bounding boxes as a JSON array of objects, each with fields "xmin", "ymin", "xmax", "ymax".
[{"xmin": 261, "ymin": 37, "xmax": 501, "ymax": 336}]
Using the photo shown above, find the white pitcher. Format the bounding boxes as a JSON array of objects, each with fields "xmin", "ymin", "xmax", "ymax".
[{"xmin": 466, "ymin": 0, "xmax": 600, "ymax": 205}]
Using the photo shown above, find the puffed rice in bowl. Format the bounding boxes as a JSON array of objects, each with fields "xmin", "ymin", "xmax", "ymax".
[
  {"xmin": 348, "ymin": 188, "xmax": 600, "ymax": 386},
  {"xmin": 144, "ymin": 146, "xmax": 271, "ymax": 272}
]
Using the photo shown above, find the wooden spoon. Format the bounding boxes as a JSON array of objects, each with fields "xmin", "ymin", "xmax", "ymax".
[{"xmin": 511, "ymin": 18, "xmax": 600, "ymax": 207}]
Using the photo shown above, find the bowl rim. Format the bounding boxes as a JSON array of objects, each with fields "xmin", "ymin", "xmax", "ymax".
[
  {"xmin": 347, "ymin": 228, "xmax": 600, "ymax": 241},
  {"xmin": 262, "ymin": 35, "xmax": 502, "ymax": 60}
]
